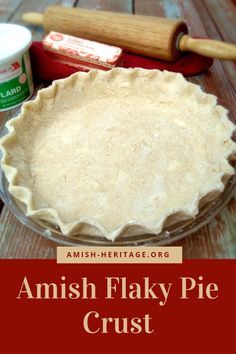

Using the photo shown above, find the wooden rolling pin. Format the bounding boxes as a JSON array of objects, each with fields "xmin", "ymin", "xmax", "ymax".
[{"xmin": 23, "ymin": 5, "xmax": 236, "ymax": 61}]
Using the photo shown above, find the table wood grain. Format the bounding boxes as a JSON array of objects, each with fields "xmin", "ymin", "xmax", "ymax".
[{"xmin": 0, "ymin": 0, "xmax": 235, "ymax": 259}]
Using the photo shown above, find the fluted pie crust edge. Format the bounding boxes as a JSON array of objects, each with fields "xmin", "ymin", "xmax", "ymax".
[{"xmin": 0, "ymin": 69, "xmax": 235, "ymax": 241}]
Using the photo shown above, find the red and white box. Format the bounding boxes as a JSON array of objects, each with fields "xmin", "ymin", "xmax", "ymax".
[{"xmin": 42, "ymin": 31, "xmax": 123, "ymax": 71}]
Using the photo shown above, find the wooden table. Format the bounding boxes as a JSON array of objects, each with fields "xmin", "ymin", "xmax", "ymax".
[{"xmin": 0, "ymin": 0, "xmax": 235, "ymax": 258}]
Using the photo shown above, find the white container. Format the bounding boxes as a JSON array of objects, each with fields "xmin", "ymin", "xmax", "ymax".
[{"xmin": 0, "ymin": 24, "xmax": 34, "ymax": 111}]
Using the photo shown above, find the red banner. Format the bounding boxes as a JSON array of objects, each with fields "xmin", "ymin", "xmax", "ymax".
[{"xmin": 0, "ymin": 260, "xmax": 234, "ymax": 352}]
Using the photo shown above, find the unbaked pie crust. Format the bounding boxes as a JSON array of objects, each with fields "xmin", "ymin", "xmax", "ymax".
[{"xmin": 0, "ymin": 69, "xmax": 235, "ymax": 241}]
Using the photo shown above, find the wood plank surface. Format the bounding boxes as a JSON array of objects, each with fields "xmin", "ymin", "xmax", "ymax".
[
  {"xmin": 0, "ymin": 207, "xmax": 57, "ymax": 258},
  {"xmin": 0, "ymin": 0, "xmax": 22, "ymax": 22},
  {"xmin": 76, "ymin": 0, "xmax": 134, "ymax": 13},
  {"xmin": 0, "ymin": 0, "xmax": 235, "ymax": 258},
  {"xmin": 6, "ymin": 0, "xmax": 71, "ymax": 40},
  {"xmin": 203, "ymin": 0, "xmax": 236, "ymax": 43},
  {"xmin": 190, "ymin": 0, "xmax": 236, "ymax": 91}
]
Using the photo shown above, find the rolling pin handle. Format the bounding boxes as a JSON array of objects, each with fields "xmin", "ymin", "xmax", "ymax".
[
  {"xmin": 22, "ymin": 13, "xmax": 44, "ymax": 26},
  {"xmin": 178, "ymin": 34, "xmax": 236, "ymax": 60}
]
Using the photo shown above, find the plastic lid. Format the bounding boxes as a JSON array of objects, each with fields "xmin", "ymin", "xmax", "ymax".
[{"xmin": 0, "ymin": 24, "xmax": 32, "ymax": 63}]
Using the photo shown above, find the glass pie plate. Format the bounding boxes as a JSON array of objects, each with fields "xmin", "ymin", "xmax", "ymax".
[{"xmin": 0, "ymin": 111, "xmax": 235, "ymax": 246}]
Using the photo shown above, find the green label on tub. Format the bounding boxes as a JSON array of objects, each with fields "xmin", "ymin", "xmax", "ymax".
[{"xmin": 0, "ymin": 53, "xmax": 33, "ymax": 110}]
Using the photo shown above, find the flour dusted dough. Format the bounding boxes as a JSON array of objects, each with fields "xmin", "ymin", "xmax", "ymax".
[{"xmin": 0, "ymin": 69, "xmax": 235, "ymax": 240}]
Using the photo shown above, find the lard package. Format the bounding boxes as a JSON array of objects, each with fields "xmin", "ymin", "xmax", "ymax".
[{"xmin": 43, "ymin": 32, "xmax": 123, "ymax": 71}]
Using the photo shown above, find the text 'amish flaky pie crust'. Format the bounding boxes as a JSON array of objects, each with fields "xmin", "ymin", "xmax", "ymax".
[{"xmin": 0, "ymin": 69, "xmax": 235, "ymax": 241}]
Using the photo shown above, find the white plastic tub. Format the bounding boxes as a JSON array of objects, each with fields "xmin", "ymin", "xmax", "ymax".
[{"xmin": 0, "ymin": 24, "xmax": 34, "ymax": 111}]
